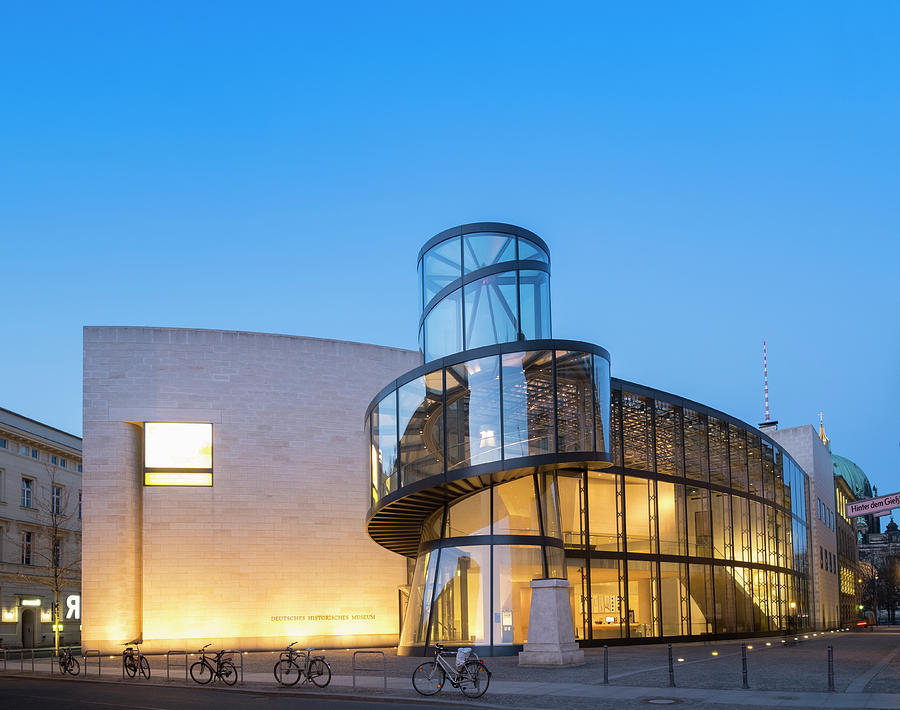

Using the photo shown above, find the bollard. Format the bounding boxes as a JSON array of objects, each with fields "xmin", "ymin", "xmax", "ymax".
[
  {"xmin": 667, "ymin": 643, "xmax": 676, "ymax": 687},
  {"xmin": 827, "ymin": 645, "xmax": 834, "ymax": 692},
  {"xmin": 741, "ymin": 642, "xmax": 749, "ymax": 689},
  {"xmin": 602, "ymin": 645, "xmax": 609, "ymax": 685}
]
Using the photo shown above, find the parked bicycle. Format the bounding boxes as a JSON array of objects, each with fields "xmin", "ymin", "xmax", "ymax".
[
  {"xmin": 58, "ymin": 646, "xmax": 80, "ymax": 676},
  {"xmin": 412, "ymin": 644, "xmax": 490, "ymax": 698},
  {"xmin": 273, "ymin": 641, "xmax": 331, "ymax": 687},
  {"xmin": 122, "ymin": 638, "xmax": 150, "ymax": 679},
  {"xmin": 190, "ymin": 643, "xmax": 238, "ymax": 685}
]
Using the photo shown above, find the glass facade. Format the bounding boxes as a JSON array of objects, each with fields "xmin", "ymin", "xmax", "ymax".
[
  {"xmin": 369, "ymin": 223, "xmax": 811, "ymax": 655},
  {"xmin": 386, "ymin": 382, "xmax": 811, "ymax": 653},
  {"xmin": 368, "ymin": 345, "xmax": 612, "ymax": 503},
  {"xmin": 418, "ymin": 227, "xmax": 551, "ymax": 362}
]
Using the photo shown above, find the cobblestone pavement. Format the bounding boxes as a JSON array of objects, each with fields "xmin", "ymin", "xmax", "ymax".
[{"xmin": 3, "ymin": 627, "xmax": 899, "ymax": 708}]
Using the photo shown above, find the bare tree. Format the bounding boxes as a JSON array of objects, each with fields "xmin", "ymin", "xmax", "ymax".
[{"xmin": 8, "ymin": 466, "xmax": 81, "ymax": 652}]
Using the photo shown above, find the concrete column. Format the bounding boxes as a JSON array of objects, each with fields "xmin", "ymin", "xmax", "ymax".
[{"xmin": 518, "ymin": 578, "xmax": 585, "ymax": 667}]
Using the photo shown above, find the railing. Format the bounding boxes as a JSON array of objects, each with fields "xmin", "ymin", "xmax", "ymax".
[
  {"xmin": 352, "ymin": 650, "xmax": 386, "ymax": 689},
  {"xmin": 222, "ymin": 649, "xmax": 244, "ymax": 685},
  {"xmin": 165, "ymin": 650, "xmax": 189, "ymax": 682},
  {"xmin": 83, "ymin": 649, "xmax": 102, "ymax": 676}
]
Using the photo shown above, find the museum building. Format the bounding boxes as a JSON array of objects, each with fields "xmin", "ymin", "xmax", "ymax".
[
  {"xmin": 367, "ymin": 224, "xmax": 812, "ymax": 655},
  {"xmin": 82, "ymin": 223, "xmax": 813, "ymax": 656}
]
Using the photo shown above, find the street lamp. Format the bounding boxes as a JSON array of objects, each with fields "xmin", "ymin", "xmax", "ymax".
[{"xmin": 790, "ymin": 601, "xmax": 798, "ymax": 632}]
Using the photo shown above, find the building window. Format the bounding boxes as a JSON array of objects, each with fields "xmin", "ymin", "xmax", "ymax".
[
  {"xmin": 21, "ymin": 478, "xmax": 33, "ymax": 508},
  {"xmin": 20, "ymin": 444, "xmax": 28, "ymax": 455},
  {"xmin": 0, "ymin": 469, "xmax": 4, "ymax": 502},
  {"xmin": 21, "ymin": 531, "xmax": 32, "ymax": 565},
  {"xmin": 52, "ymin": 485, "xmax": 62, "ymax": 515},
  {"xmin": 51, "ymin": 455, "xmax": 58, "ymax": 465},
  {"xmin": 31, "ymin": 448, "xmax": 38, "ymax": 459},
  {"xmin": 78, "ymin": 490, "xmax": 82, "ymax": 520},
  {"xmin": 77, "ymin": 464, "xmax": 82, "ymax": 473},
  {"xmin": 143, "ymin": 422, "xmax": 213, "ymax": 486},
  {"xmin": 60, "ymin": 458, "xmax": 67, "ymax": 469},
  {"xmin": 0, "ymin": 437, "xmax": 6, "ymax": 448}
]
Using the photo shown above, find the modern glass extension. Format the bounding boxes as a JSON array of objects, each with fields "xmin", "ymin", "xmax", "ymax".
[{"xmin": 366, "ymin": 223, "xmax": 811, "ymax": 656}]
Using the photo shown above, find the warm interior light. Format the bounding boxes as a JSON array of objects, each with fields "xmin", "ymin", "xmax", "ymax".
[
  {"xmin": 479, "ymin": 429, "xmax": 497, "ymax": 448},
  {"xmin": 145, "ymin": 423, "xmax": 212, "ymax": 468},
  {"xmin": 145, "ymin": 472, "xmax": 213, "ymax": 486},
  {"xmin": 21, "ymin": 599, "xmax": 41, "ymax": 606}
]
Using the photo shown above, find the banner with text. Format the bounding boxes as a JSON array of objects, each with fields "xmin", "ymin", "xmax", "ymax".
[{"xmin": 846, "ymin": 492, "xmax": 900, "ymax": 518}]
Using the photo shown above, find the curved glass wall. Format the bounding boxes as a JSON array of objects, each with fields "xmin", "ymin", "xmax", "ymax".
[
  {"xmin": 418, "ymin": 226, "xmax": 552, "ymax": 362},
  {"xmin": 367, "ymin": 344, "xmax": 612, "ymax": 506},
  {"xmin": 559, "ymin": 384, "xmax": 811, "ymax": 644},
  {"xmin": 393, "ymin": 381, "xmax": 811, "ymax": 653},
  {"xmin": 402, "ymin": 474, "xmax": 567, "ymax": 650}
]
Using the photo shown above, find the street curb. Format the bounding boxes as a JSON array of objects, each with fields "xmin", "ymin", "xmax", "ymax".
[{"xmin": 0, "ymin": 671, "xmax": 502, "ymax": 708}]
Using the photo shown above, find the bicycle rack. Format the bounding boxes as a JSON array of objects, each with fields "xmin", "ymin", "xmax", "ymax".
[
  {"xmin": 352, "ymin": 650, "xmax": 387, "ymax": 689},
  {"xmin": 82, "ymin": 650, "xmax": 101, "ymax": 677},
  {"xmin": 19, "ymin": 648, "xmax": 35, "ymax": 673},
  {"xmin": 222, "ymin": 649, "xmax": 244, "ymax": 685},
  {"xmin": 166, "ymin": 650, "xmax": 189, "ymax": 682},
  {"xmin": 121, "ymin": 650, "xmax": 147, "ymax": 680}
]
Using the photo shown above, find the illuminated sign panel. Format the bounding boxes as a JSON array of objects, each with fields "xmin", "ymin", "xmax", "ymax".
[
  {"xmin": 144, "ymin": 422, "xmax": 213, "ymax": 486},
  {"xmin": 66, "ymin": 594, "xmax": 81, "ymax": 620}
]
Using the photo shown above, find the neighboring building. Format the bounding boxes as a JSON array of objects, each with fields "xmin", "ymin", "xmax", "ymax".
[
  {"xmin": 832, "ymin": 450, "xmax": 865, "ymax": 626},
  {"xmin": 83, "ymin": 223, "xmax": 820, "ymax": 655},
  {"xmin": 858, "ymin": 519, "xmax": 900, "ymax": 624},
  {"xmin": 0, "ymin": 407, "xmax": 82, "ymax": 649}
]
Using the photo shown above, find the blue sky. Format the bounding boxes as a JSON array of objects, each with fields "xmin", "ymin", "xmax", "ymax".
[{"xmin": 1, "ymin": 2, "xmax": 898, "ymax": 493}]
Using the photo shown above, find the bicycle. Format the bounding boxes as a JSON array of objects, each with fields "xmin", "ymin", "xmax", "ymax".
[
  {"xmin": 58, "ymin": 646, "xmax": 80, "ymax": 676},
  {"xmin": 122, "ymin": 638, "xmax": 150, "ymax": 679},
  {"xmin": 412, "ymin": 643, "xmax": 490, "ymax": 698},
  {"xmin": 190, "ymin": 643, "xmax": 238, "ymax": 685},
  {"xmin": 273, "ymin": 641, "xmax": 332, "ymax": 687}
]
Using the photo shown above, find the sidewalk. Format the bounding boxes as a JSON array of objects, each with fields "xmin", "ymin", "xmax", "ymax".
[{"xmin": 3, "ymin": 629, "xmax": 900, "ymax": 709}]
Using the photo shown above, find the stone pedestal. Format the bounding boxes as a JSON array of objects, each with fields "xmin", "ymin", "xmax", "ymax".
[{"xmin": 518, "ymin": 578, "xmax": 585, "ymax": 667}]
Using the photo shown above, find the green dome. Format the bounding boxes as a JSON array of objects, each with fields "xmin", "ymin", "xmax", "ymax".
[{"xmin": 833, "ymin": 454, "xmax": 872, "ymax": 500}]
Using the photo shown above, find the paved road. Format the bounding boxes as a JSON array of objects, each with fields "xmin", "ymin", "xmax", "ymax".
[{"xmin": 0, "ymin": 677, "xmax": 470, "ymax": 710}]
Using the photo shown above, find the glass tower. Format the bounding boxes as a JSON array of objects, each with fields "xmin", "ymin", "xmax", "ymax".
[{"xmin": 367, "ymin": 223, "xmax": 809, "ymax": 655}]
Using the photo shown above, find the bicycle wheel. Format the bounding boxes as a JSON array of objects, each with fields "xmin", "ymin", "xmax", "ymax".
[
  {"xmin": 190, "ymin": 660, "xmax": 214, "ymax": 684},
  {"xmin": 139, "ymin": 656, "xmax": 151, "ymax": 679},
  {"xmin": 459, "ymin": 660, "xmax": 490, "ymax": 698},
  {"xmin": 219, "ymin": 660, "xmax": 238, "ymax": 686},
  {"xmin": 123, "ymin": 655, "xmax": 137, "ymax": 677},
  {"xmin": 273, "ymin": 658, "xmax": 301, "ymax": 686},
  {"xmin": 308, "ymin": 658, "xmax": 331, "ymax": 688},
  {"xmin": 412, "ymin": 661, "xmax": 445, "ymax": 696},
  {"xmin": 67, "ymin": 657, "xmax": 81, "ymax": 676}
]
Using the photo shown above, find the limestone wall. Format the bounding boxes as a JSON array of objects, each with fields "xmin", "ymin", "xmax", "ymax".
[{"xmin": 82, "ymin": 326, "xmax": 420, "ymax": 653}]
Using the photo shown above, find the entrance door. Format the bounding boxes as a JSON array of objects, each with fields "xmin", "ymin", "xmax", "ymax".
[{"xmin": 21, "ymin": 609, "xmax": 35, "ymax": 648}]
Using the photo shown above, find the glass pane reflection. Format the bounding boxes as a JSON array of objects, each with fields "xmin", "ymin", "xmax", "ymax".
[
  {"xmin": 463, "ymin": 233, "xmax": 516, "ymax": 273},
  {"xmin": 423, "ymin": 237, "xmax": 461, "ymax": 303},
  {"xmin": 464, "ymin": 272, "xmax": 518, "ymax": 350},
  {"xmin": 501, "ymin": 351, "xmax": 554, "ymax": 458},
  {"xmin": 429, "ymin": 546, "xmax": 491, "ymax": 645},
  {"xmin": 446, "ymin": 356, "xmax": 501, "ymax": 470}
]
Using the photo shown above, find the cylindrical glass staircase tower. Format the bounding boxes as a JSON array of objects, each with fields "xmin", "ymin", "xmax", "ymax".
[{"xmin": 366, "ymin": 223, "xmax": 611, "ymax": 655}]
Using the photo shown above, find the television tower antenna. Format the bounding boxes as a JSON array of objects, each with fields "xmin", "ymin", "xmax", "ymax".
[{"xmin": 763, "ymin": 340, "xmax": 770, "ymax": 422}]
